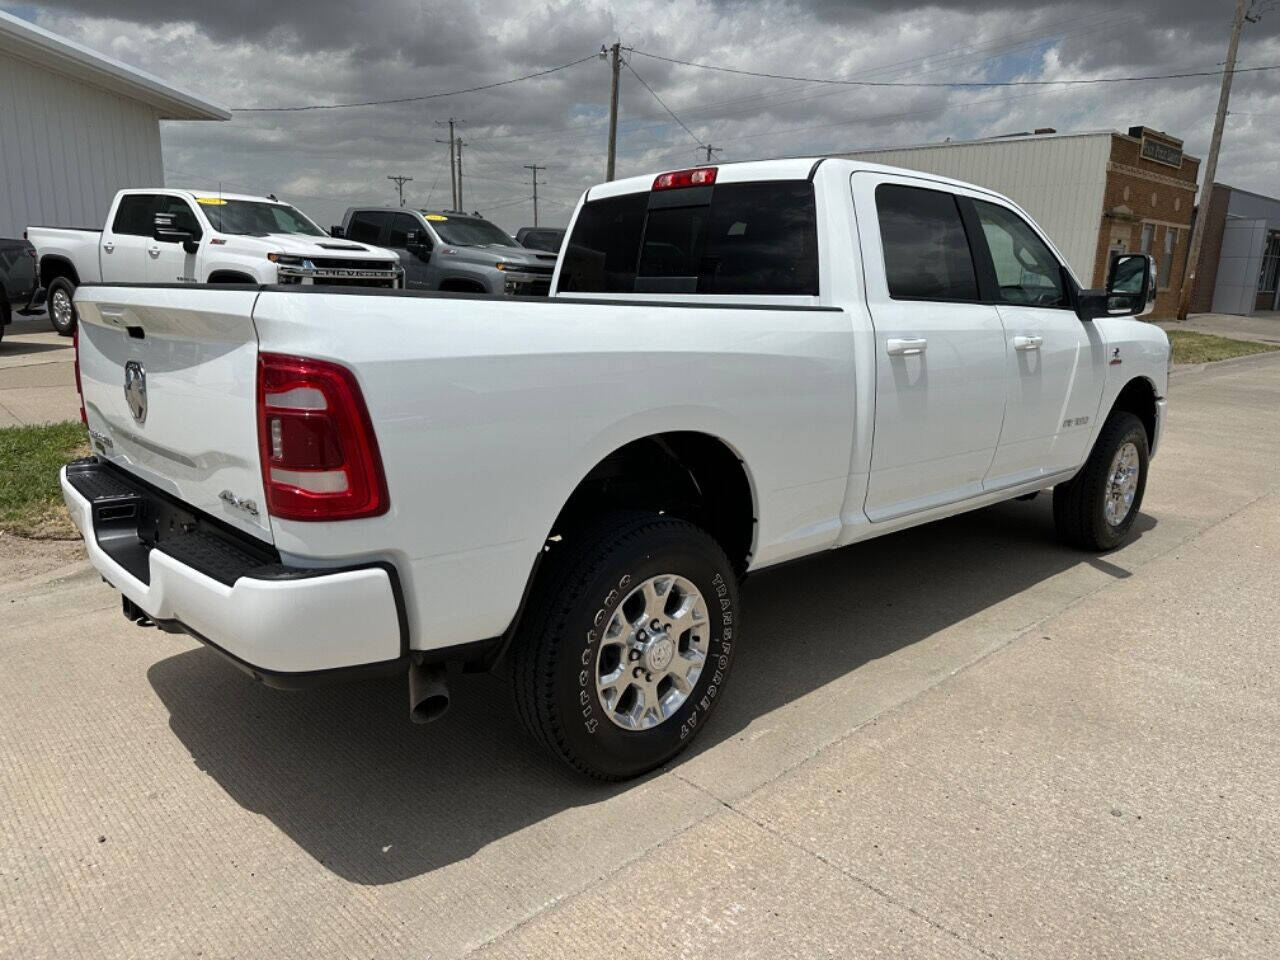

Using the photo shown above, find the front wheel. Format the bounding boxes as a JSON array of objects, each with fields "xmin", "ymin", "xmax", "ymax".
[
  {"xmin": 1053, "ymin": 411, "xmax": 1149, "ymax": 550},
  {"xmin": 47, "ymin": 277, "xmax": 77, "ymax": 336},
  {"xmin": 512, "ymin": 513, "xmax": 740, "ymax": 780}
]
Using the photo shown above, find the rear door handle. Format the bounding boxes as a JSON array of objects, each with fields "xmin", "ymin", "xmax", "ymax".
[
  {"xmin": 886, "ymin": 337, "xmax": 928, "ymax": 356},
  {"xmin": 102, "ymin": 241, "xmax": 114, "ymax": 253},
  {"xmin": 147, "ymin": 246, "xmax": 161, "ymax": 257},
  {"xmin": 1013, "ymin": 335, "xmax": 1044, "ymax": 351}
]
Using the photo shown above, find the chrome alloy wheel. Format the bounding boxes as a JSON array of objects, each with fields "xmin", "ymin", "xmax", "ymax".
[
  {"xmin": 51, "ymin": 288, "xmax": 73, "ymax": 328},
  {"xmin": 1104, "ymin": 441, "xmax": 1140, "ymax": 526},
  {"xmin": 595, "ymin": 574, "xmax": 710, "ymax": 731}
]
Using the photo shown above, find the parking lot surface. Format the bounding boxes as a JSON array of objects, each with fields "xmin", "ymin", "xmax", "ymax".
[
  {"xmin": 2, "ymin": 352, "xmax": 1278, "ymax": 959},
  {"xmin": 0, "ymin": 313, "xmax": 78, "ymax": 427}
]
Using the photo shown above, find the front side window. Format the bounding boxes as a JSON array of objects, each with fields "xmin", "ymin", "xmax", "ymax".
[
  {"xmin": 200, "ymin": 200, "xmax": 327, "ymax": 237},
  {"xmin": 387, "ymin": 213, "xmax": 423, "ymax": 248},
  {"xmin": 875, "ymin": 184, "xmax": 978, "ymax": 301},
  {"xmin": 111, "ymin": 195, "xmax": 157, "ymax": 237},
  {"xmin": 155, "ymin": 196, "xmax": 202, "ymax": 239},
  {"xmin": 973, "ymin": 199, "xmax": 1066, "ymax": 308},
  {"xmin": 1160, "ymin": 228, "xmax": 1177, "ymax": 290}
]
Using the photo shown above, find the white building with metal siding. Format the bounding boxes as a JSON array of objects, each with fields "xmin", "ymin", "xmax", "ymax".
[
  {"xmin": 837, "ymin": 131, "xmax": 1116, "ymax": 284},
  {"xmin": 0, "ymin": 10, "xmax": 228, "ymax": 240}
]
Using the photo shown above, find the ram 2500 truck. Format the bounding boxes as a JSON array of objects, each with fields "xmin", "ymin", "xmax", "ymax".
[
  {"xmin": 337, "ymin": 207, "xmax": 557, "ymax": 295},
  {"xmin": 60, "ymin": 159, "xmax": 1168, "ymax": 780},
  {"xmin": 28, "ymin": 190, "xmax": 403, "ymax": 334}
]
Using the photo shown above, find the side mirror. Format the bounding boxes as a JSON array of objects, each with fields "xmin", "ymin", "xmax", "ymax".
[
  {"xmin": 1077, "ymin": 252, "xmax": 1157, "ymax": 321},
  {"xmin": 405, "ymin": 232, "xmax": 431, "ymax": 261},
  {"xmin": 153, "ymin": 212, "xmax": 200, "ymax": 255},
  {"xmin": 330, "ymin": 225, "xmax": 345, "ymax": 238}
]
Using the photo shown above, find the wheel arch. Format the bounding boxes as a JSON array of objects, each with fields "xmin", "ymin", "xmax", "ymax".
[
  {"xmin": 39, "ymin": 255, "xmax": 79, "ymax": 288},
  {"xmin": 1108, "ymin": 375, "xmax": 1158, "ymax": 450},
  {"xmin": 206, "ymin": 270, "xmax": 257, "ymax": 284},
  {"xmin": 438, "ymin": 277, "xmax": 488, "ymax": 294}
]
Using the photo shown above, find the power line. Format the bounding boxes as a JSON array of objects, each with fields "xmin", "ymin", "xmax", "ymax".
[
  {"xmin": 231, "ymin": 54, "xmax": 597, "ymax": 112},
  {"xmin": 623, "ymin": 58, "xmax": 706, "ymax": 149},
  {"xmin": 629, "ymin": 48, "xmax": 1280, "ymax": 89},
  {"xmin": 386, "ymin": 174, "xmax": 413, "ymax": 207}
]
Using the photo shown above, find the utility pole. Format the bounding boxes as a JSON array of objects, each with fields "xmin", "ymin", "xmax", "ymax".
[
  {"xmin": 1178, "ymin": 0, "xmax": 1251, "ymax": 319},
  {"xmin": 703, "ymin": 145, "xmax": 722, "ymax": 164},
  {"xmin": 434, "ymin": 118, "xmax": 461, "ymax": 209},
  {"xmin": 605, "ymin": 41, "xmax": 621, "ymax": 181},
  {"xmin": 524, "ymin": 164, "xmax": 546, "ymax": 226},
  {"xmin": 456, "ymin": 139, "xmax": 465, "ymax": 211},
  {"xmin": 387, "ymin": 175, "xmax": 413, "ymax": 207}
]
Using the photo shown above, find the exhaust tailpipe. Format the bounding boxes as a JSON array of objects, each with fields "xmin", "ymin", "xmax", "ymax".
[{"xmin": 408, "ymin": 661, "xmax": 450, "ymax": 724}]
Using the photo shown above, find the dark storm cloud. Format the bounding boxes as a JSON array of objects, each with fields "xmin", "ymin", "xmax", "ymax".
[{"xmin": 9, "ymin": 0, "xmax": 1278, "ymax": 229}]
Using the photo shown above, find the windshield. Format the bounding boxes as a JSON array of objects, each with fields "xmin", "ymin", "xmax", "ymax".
[
  {"xmin": 198, "ymin": 199, "xmax": 327, "ymax": 237},
  {"xmin": 425, "ymin": 215, "xmax": 515, "ymax": 247}
]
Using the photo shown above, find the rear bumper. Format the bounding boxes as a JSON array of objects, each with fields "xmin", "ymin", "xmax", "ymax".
[{"xmin": 61, "ymin": 459, "xmax": 408, "ymax": 687}]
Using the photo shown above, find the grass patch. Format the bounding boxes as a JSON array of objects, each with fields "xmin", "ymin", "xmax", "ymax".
[
  {"xmin": 0, "ymin": 421, "xmax": 89, "ymax": 539},
  {"xmin": 1168, "ymin": 330, "xmax": 1280, "ymax": 365}
]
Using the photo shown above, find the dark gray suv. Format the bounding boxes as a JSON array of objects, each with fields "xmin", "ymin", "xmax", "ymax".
[{"xmin": 336, "ymin": 209, "xmax": 557, "ymax": 296}]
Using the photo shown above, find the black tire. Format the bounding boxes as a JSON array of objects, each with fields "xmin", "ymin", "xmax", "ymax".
[
  {"xmin": 47, "ymin": 276, "xmax": 77, "ymax": 336},
  {"xmin": 1053, "ymin": 410, "xmax": 1149, "ymax": 550},
  {"xmin": 0, "ymin": 295, "xmax": 9, "ymax": 342},
  {"xmin": 513, "ymin": 512, "xmax": 740, "ymax": 780}
]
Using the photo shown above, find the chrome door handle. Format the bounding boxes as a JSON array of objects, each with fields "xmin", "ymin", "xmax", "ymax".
[
  {"xmin": 1013, "ymin": 335, "xmax": 1044, "ymax": 351},
  {"xmin": 102, "ymin": 241, "xmax": 114, "ymax": 253},
  {"xmin": 886, "ymin": 337, "xmax": 928, "ymax": 356}
]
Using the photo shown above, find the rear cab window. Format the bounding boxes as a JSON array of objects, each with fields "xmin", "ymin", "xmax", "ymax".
[
  {"xmin": 111, "ymin": 194, "xmax": 158, "ymax": 237},
  {"xmin": 557, "ymin": 179, "xmax": 819, "ymax": 297},
  {"xmin": 347, "ymin": 211, "xmax": 391, "ymax": 245}
]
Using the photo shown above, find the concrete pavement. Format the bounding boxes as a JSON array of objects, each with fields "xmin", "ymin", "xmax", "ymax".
[
  {"xmin": 1, "ymin": 353, "xmax": 1279, "ymax": 958},
  {"xmin": 0, "ymin": 312, "xmax": 78, "ymax": 427},
  {"xmin": 1160, "ymin": 309, "xmax": 1280, "ymax": 347}
]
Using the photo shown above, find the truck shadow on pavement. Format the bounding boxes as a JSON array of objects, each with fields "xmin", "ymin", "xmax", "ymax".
[{"xmin": 147, "ymin": 496, "xmax": 1154, "ymax": 885}]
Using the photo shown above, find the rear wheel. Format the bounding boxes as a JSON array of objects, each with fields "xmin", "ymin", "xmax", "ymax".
[
  {"xmin": 47, "ymin": 277, "xmax": 77, "ymax": 336},
  {"xmin": 513, "ymin": 513, "xmax": 739, "ymax": 780},
  {"xmin": 1053, "ymin": 411, "xmax": 1149, "ymax": 550}
]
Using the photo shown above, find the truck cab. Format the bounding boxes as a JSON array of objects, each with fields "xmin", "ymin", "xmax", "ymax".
[{"xmin": 338, "ymin": 208, "xmax": 557, "ymax": 295}]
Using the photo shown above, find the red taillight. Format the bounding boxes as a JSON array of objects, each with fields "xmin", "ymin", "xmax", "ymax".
[
  {"xmin": 73, "ymin": 326, "xmax": 86, "ymax": 425},
  {"xmin": 256, "ymin": 353, "xmax": 389, "ymax": 521},
  {"xmin": 653, "ymin": 167, "xmax": 717, "ymax": 191}
]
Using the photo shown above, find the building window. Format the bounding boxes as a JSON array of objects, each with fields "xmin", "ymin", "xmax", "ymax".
[
  {"xmin": 1139, "ymin": 223, "xmax": 1154, "ymax": 254},
  {"xmin": 1259, "ymin": 232, "xmax": 1280, "ymax": 296},
  {"xmin": 1160, "ymin": 227, "xmax": 1178, "ymax": 290}
]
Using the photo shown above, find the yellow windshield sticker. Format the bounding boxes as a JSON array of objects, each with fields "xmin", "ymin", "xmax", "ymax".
[
  {"xmin": 425, "ymin": 213, "xmax": 448, "ymax": 222},
  {"xmin": 195, "ymin": 196, "xmax": 227, "ymax": 205}
]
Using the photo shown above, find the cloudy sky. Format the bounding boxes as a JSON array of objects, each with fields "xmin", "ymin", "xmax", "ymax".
[{"xmin": 5, "ymin": 1, "xmax": 1279, "ymax": 232}]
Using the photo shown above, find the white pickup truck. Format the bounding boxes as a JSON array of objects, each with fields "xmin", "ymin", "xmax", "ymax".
[
  {"xmin": 28, "ymin": 189, "xmax": 403, "ymax": 334},
  {"xmin": 60, "ymin": 159, "xmax": 1168, "ymax": 780}
]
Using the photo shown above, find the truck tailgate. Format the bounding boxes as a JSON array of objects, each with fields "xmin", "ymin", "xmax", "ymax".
[{"xmin": 75, "ymin": 285, "xmax": 272, "ymax": 543}]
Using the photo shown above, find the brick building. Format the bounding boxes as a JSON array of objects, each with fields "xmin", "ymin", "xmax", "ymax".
[
  {"xmin": 1189, "ymin": 183, "xmax": 1280, "ymax": 315},
  {"xmin": 839, "ymin": 126, "xmax": 1200, "ymax": 316}
]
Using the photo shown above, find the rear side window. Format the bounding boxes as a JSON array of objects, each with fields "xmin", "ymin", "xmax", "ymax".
[
  {"xmin": 558, "ymin": 193, "xmax": 648, "ymax": 293},
  {"xmin": 558, "ymin": 181, "xmax": 819, "ymax": 296},
  {"xmin": 347, "ymin": 211, "xmax": 390, "ymax": 244},
  {"xmin": 112, "ymin": 195, "xmax": 156, "ymax": 236},
  {"xmin": 875, "ymin": 184, "xmax": 978, "ymax": 302}
]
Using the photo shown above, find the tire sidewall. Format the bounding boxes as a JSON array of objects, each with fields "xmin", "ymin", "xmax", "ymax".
[
  {"xmin": 1091, "ymin": 416, "xmax": 1149, "ymax": 548},
  {"xmin": 48, "ymin": 278, "xmax": 77, "ymax": 336},
  {"xmin": 554, "ymin": 527, "xmax": 739, "ymax": 779}
]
